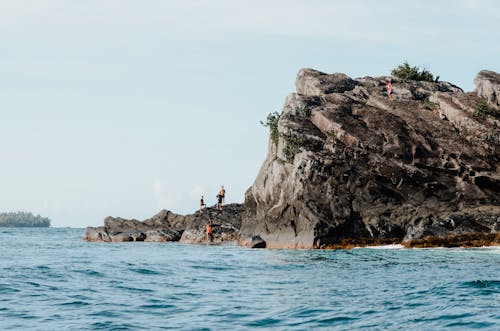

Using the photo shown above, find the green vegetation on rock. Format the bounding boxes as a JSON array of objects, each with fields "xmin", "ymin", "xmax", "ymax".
[
  {"xmin": 283, "ymin": 131, "xmax": 307, "ymax": 161},
  {"xmin": 297, "ymin": 104, "xmax": 311, "ymax": 118},
  {"xmin": 0, "ymin": 212, "xmax": 51, "ymax": 227},
  {"xmin": 474, "ymin": 98, "xmax": 490, "ymax": 119},
  {"xmin": 423, "ymin": 97, "xmax": 439, "ymax": 110},
  {"xmin": 391, "ymin": 62, "xmax": 435, "ymax": 82},
  {"xmin": 261, "ymin": 112, "xmax": 281, "ymax": 147}
]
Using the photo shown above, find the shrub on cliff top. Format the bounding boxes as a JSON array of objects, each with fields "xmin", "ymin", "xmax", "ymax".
[{"xmin": 391, "ymin": 62, "xmax": 435, "ymax": 82}]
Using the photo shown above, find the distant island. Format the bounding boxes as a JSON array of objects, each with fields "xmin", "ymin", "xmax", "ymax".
[{"xmin": 0, "ymin": 212, "xmax": 51, "ymax": 227}]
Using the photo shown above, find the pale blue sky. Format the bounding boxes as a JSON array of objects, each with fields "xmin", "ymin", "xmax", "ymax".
[{"xmin": 1, "ymin": 0, "xmax": 499, "ymax": 227}]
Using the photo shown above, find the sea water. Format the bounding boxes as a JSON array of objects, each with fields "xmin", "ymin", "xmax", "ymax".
[{"xmin": 0, "ymin": 228, "xmax": 499, "ymax": 330}]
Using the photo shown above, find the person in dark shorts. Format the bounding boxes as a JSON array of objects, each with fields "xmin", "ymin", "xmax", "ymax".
[
  {"xmin": 200, "ymin": 195, "xmax": 206, "ymax": 211},
  {"xmin": 216, "ymin": 194, "xmax": 223, "ymax": 210}
]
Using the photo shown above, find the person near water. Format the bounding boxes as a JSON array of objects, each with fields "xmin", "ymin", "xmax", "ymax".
[
  {"xmin": 216, "ymin": 194, "xmax": 223, "ymax": 210},
  {"xmin": 205, "ymin": 219, "xmax": 213, "ymax": 242},
  {"xmin": 386, "ymin": 80, "xmax": 394, "ymax": 102},
  {"xmin": 219, "ymin": 185, "xmax": 226, "ymax": 204},
  {"xmin": 200, "ymin": 195, "xmax": 206, "ymax": 211}
]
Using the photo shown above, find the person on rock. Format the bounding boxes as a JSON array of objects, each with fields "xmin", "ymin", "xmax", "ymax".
[
  {"xmin": 205, "ymin": 219, "xmax": 213, "ymax": 242},
  {"xmin": 386, "ymin": 80, "xmax": 394, "ymax": 102},
  {"xmin": 216, "ymin": 194, "xmax": 223, "ymax": 210},
  {"xmin": 219, "ymin": 185, "xmax": 226, "ymax": 204},
  {"xmin": 200, "ymin": 195, "xmax": 206, "ymax": 211}
]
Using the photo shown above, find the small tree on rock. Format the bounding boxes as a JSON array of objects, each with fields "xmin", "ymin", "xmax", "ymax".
[{"xmin": 391, "ymin": 62, "xmax": 435, "ymax": 82}]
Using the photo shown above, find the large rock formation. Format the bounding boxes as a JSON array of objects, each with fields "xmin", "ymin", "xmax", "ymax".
[{"xmin": 84, "ymin": 68, "xmax": 500, "ymax": 248}]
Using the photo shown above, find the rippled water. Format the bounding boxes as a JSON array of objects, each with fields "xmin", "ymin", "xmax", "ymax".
[{"xmin": 0, "ymin": 228, "xmax": 499, "ymax": 330}]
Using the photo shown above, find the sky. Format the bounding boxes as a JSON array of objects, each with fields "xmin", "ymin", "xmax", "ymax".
[{"xmin": 1, "ymin": 0, "xmax": 499, "ymax": 227}]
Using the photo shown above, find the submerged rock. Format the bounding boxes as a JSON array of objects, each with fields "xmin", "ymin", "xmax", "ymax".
[{"xmin": 84, "ymin": 68, "xmax": 500, "ymax": 249}]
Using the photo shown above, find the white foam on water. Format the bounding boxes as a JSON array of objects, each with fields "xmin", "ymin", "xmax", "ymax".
[{"xmin": 363, "ymin": 244, "xmax": 405, "ymax": 250}]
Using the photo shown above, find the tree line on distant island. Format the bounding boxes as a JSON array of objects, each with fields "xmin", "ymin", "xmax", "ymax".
[{"xmin": 0, "ymin": 212, "xmax": 51, "ymax": 227}]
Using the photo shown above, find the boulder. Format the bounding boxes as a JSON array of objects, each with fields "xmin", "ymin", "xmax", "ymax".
[
  {"xmin": 83, "ymin": 226, "xmax": 110, "ymax": 242},
  {"xmin": 239, "ymin": 235, "xmax": 266, "ymax": 248},
  {"xmin": 252, "ymin": 236, "xmax": 266, "ymax": 248},
  {"xmin": 144, "ymin": 230, "xmax": 183, "ymax": 242},
  {"xmin": 109, "ymin": 231, "xmax": 146, "ymax": 242},
  {"xmin": 474, "ymin": 70, "xmax": 500, "ymax": 107},
  {"xmin": 296, "ymin": 69, "xmax": 357, "ymax": 96}
]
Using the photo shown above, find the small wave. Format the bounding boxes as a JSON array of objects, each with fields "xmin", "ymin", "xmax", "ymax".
[
  {"xmin": 364, "ymin": 244, "xmax": 404, "ymax": 250},
  {"xmin": 461, "ymin": 280, "xmax": 500, "ymax": 289},
  {"xmin": 139, "ymin": 303, "xmax": 176, "ymax": 309},
  {"xmin": 25, "ymin": 281, "xmax": 41, "ymax": 287},
  {"xmin": 113, "ymin": 285, "xmax": 154, "ymax": 293},
  {"xmin": 246, "ymin": 317, "xmax": 282, "ymax": 327},
  {"xmin": 0, "ymin": 285, "xmax": 20, "ymax": 294},
  {"xmin": 413, "ymin": 312, "xmax": 475, "ymax": 323},
  {"xmin": 60, "ymin": 300, "xmax": 90, "ymax": 307},
  {"xmin": 191, "ymin": 265, "xmax": 232, "ymax": 271},
  {"xmin": 89, "ymin": 311, "xmax": 121, "ymax": 318},
  {"xmin": 90, "ymin": 321, "xmax": 137, "ymax": 330},
  {"xmin": 445, "ymin": 321, "xmax": 495, "ymax": 328},
  {"xmin": 131, "ymin": 268, "xmax": 161, "ymax": 275},
  {"xmin": 290, "ymin": 307, "xmax": 330, "ymax": 319},
  {"xmin": 73, "ymin": 269, "xmax": 104, "ymax": 277},
  {"xmin": 318, "ymin": 316, "xmax": 359, "ymax": 324}
]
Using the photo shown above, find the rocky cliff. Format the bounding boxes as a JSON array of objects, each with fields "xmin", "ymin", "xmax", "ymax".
[{"xmin": 84, "ymin": 69, "xmax": 500, "ymax": 248}]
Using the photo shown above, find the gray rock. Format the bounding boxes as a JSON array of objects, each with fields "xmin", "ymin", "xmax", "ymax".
[
  {"xmin": 238, "ymin": 235, "xmax": 266, "ymax": 248},
  {"xmin": 475, "ymin": 70, "xmax": 500, "ymax": 107},
  {"xmin": 250, "ymin": 236, "xmax": 266, "ymax": 248},
  {"xmin": 84, "ymin": 204, "xmax": 244, "ymax": 244},
  {"xmin": 296, "ymin": 68, "xmax": 357, "ymax": 96},
  {"xmin": 242, "ymin": 68, "xmax": 500, "ymax": 248},
  {"xmin": 83, "ymin": 226, "xmax": 110, "ymax": 242},
  {"xmin": 144, "ymin": 230, "xmax": 183, "ymax": 242}
]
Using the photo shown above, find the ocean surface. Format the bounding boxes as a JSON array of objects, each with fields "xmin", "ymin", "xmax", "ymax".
[{"xmin": 0, "ymin": 228, "xmax": 499, "ymax": 330}]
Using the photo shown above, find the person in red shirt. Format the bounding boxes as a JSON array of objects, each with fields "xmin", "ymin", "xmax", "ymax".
[
  {"xmin": 205, "ymin": 221, "xmax": 213, "ymax": 242},
  {"xmin": 386, "ymin": 80, "xmax": 394, "ymax": 102}
]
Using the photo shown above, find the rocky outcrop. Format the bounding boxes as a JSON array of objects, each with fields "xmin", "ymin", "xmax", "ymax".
[
  {"xmin": 241, "ymin": 68, "xmax": 499, "ymax": 248},
  {"xmin": 85, "ymin": 68, "xmax": 499, "ymax": 249},
  {"xmin": 475, "ymin": 70, "xmax": 500, "ymax": 107},
  {"xmin": 83, "ymin": 204, "xmax": 244, "ymax": 244}
]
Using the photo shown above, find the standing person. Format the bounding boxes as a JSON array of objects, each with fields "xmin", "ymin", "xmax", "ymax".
[
  {"xmin": 386, "ymin": 80, "xmax": 394, "ymax": 102},
  {"xmin": 199, "ymin": 195, "xmax": 206, "ymax": 211},
  {"xmin": 219, "ymin": 185, "xmax": 226, "ymax": 204},
  {"xmin": 216, "ymin": 194, "xmax": 223, "ymax": 210},
  {"xmin": 205, "ymin": 221, "xmax": 212, "ymax": 242}
]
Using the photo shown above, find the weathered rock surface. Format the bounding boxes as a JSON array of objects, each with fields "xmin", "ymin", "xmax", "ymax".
[
  {"xmin": 242, "ymin": 68, "xmax": 499, "ymax": 248},
  {"xmin": 85, "ymin": 68, "xmax": 500, "ymax": 249},
  {"xmin": 475, "ymin": 70, "xmax": 500, "ymax": 107},
  {"xmin": 84, "ymin": 204, "xmax": 244, "ymax": 244},
  {"xmin": 238, "ymin": 235, "xmax": 267, "ymax": 248}
]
